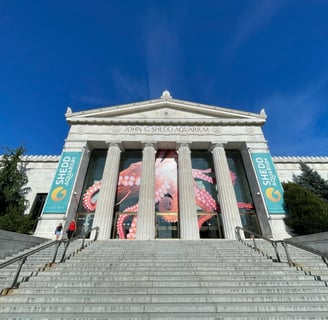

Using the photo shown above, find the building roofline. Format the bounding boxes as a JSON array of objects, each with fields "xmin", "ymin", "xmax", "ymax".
[{"xmin": 272, "ymin": 156, "xmax": 328, "ymax": 163}]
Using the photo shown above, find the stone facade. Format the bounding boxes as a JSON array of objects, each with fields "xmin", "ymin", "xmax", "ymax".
[{"xmin": 18, "ymin": 92, "xmax": 328, "ymax": 241}]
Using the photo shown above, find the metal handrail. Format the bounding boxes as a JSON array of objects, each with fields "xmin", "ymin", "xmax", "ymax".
[
  {"xmin": 235, "ymin": 226, "xmax": 328, "ymax": 286},
  {"xmin": 235, "ymin": 226, "xmax": 292, "ymax": 264},
  {"xmin": 235, "ymin": 225, "xmax": 328, "ymax": 281},
  {"xmin": 0, "ymin": 226, "xmax": 99, "ymax": 293},
  {"xmin": 0, "ymin": 240, "xmax": 58, "ymax": 269}
]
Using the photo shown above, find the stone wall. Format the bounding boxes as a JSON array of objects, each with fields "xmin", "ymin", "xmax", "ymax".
[
  {"xmin": 23, "ymin": 155, "xmax": 60, "ymax": 215},
  {"xmin": 0, "ymin": 230, "xmax": 48, "ymax": 259},
  {"xmin": 273, "ymin": 156, "xmax": 328, "ymax": 182}
]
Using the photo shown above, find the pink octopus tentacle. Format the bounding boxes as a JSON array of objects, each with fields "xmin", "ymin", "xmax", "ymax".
[
  {"xmin": 237, "ymin": 202, "xmax": 255, "ymax": 209},
  {"xmin": 194, "ymin": 186, "xmax": 217, "ymax": 212},
  {"xmin": 115, "ymin": 204, "xmax": 139, "ymax": 239},
  {"xmin": 122, "ymin": 204, "xmax": 139, "ymax": 212},
  {"xmin": 192, "ymin": 168, "xmax": 214, "ymax": 184},
  {"xmin": 116, "ymin": 214, "xmax": 129, "ymax": 239},
  {"xmin": 126, "ymin": 216, "xmax": 137, "ymax": 239},
  {"xmin": 82, "ymin": 181, "xmax": 102, "ymax": 212},
  {"xmin": 198, "ymin": 214, "xmax": 213, "ymax": 229},
  {"xmin": 116, "ymin": 161, "xmax": 142, "ymax": 205},
  {"xmin": 116, "ymin": 214, "xmax": 138, "ymax": 239}
]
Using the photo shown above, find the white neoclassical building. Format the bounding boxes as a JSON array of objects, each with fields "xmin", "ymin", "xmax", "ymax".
[{"xmin": 24, "ymin": 91, "xmax": 328, "ymax": 241}]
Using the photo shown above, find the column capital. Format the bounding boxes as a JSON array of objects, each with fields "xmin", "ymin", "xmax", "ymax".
[
  {"xmin": 63, "ymin": 140, "xmax": 89, "ymax": 151},
  {"xmin": 106, "ymin": 141, "xmax": 124, "ymax": 151},
  {"xmin": 141, "ymin": 142, "xmax": 157, "ymax": 150},
  {"xmin": 176, "ymin": 142, "xmax": 190, "ymax": 150},
  {"xmin": 209, "ymin": 142, "xmax": 227, "ymax": 152},
  {"xmin": 176, "ymin": 143, "xmax": 191, "ymax": 155}
]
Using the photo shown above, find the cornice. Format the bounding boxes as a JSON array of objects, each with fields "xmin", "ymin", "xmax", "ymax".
[
  {"xmin": 67, "ymin": 117, "xmax": 266, "ymax": 126},
  {"xmin": 273, "ymin": 156, "xmax": 328, "ymax": 163},
  {"xmin": 5, "ymin": 155, "xmax": 327, "ymax": 164},
  {"xmin": 66, "ymin": 98, "xmax": 266, "ymax": 120},
  {"xmin": 21, "ymin": 155, "xmax": 60, "ymax": 162}
]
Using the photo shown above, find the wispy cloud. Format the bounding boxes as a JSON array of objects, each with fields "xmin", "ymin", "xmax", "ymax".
[
  {"xmin": 224, "ymin": 0, "xmax": 284, "ymax": 58},
  {"xmin": 110, "ymin": 69, "xmax": 149, "ymax": 102},
  {"xmin": 70, "ymin": 68, "xmax": 150, "ymax": 108},
  {"xmin": 69, "ymin": 94, "xmax": 111, "ymax": 107},
  {"xmin": 140, "ymin": 7, "xmax": 184, "ymax": 99}
]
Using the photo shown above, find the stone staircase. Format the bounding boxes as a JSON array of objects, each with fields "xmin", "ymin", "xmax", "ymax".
[
  {"xmin": 243, "ymin": 239, "xmax": 328, "ymax": 282},
  {"xmin": 0, "ymin": 240, "xmax": 85, "ymax": 294},
  {"xmin": 0, "ymin": 239, "xmax": 328, "ymax": 319}
]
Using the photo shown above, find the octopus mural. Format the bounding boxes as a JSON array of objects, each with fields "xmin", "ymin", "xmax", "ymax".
[{"xmin": 82, "ymin": 149, "xmax": 254, "ymax": 239}]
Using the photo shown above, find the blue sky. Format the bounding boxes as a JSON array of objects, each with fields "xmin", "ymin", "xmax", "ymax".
[{"xmin": 1, "ymin": 0, "xmax": 327, "ymax": 156}]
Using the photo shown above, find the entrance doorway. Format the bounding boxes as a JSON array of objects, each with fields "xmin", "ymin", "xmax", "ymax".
[
  {"xmin": 155, "ymin": 212, "xmax": 179, "ymax": 239},
  {"xmin": 198, "ymin": 213, "xmax": 223, "ymax": 239},
  {"xmin": 112, "ymin": 212, "xmax": 137, "ymax": 239}
]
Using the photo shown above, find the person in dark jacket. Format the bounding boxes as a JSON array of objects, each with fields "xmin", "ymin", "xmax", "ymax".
[{"xmin": 54, "ymin": 223, "xmax": 63, "ymax": 240}]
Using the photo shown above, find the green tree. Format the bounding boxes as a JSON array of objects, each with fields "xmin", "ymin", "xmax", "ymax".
[
  {"xmin": 293, "ymin": 162, "xmax": 328, "ymax": 201},
  {"xmin": 0, "ymin": 147, "xmax": 34, "ymax": 233},
  {"xmin": 283, "ymin": 182, "xmax": 328, "ymax": 235}
]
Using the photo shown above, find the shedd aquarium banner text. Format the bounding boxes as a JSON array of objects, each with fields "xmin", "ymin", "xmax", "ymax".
[
  {"xmin": 43, "ymin": 151, "xmax": 82, "ymax": 214},
  {"xmin": 251, "ymin": 152, "xmax": 285, "ymax": 214}
]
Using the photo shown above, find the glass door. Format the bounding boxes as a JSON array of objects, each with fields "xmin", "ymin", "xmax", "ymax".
[
  {"xmin": 112, "ymin": 212, "xmax": 137, "ymax": 239},
  {"xmin": 198, "ymin": 213, "xmax": 223, "ymax": 239},
  {"xmin": 155, "ymin": 212, "xmax": 179, "ymax": 239},
  {"xmin": 240, "ymin": 210, "xmax": 261, "ymax": 238}
]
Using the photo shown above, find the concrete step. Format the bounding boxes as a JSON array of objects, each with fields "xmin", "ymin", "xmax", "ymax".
[
  {"xmin": 1, "ymin": 301, "xmax": 328, "ymax": 314},
  {"xmin": 31, "ymin": 268, "xmax": 299, "ymax": 276},
  {"xmin": 18, "ymin": 279, "xmax": 327, "ymax": 289},
  {"xmin": 0, "ymin": 240, "xmax": 87, "ymax": 293},
  {"xmin": 0, "ymin": 312, "xmax": 328, "ymax": 320},
  {"xmin": 12, "ymin": 285, "xmax": 328, "ymax": 296},
  {"xmin": 241, "ymin": 239, "xmax": 328, "ymax": 281},
  {"xmin": 1, "ymin": 239, "xmax": 328, "ymax": 319},
  {"xmin": 26, "ymin": 273, "xmax": 318, "ymax": 282},
  {"xmin": 3, "ymin": 292, "xmax": 328, "ymax": 304}
]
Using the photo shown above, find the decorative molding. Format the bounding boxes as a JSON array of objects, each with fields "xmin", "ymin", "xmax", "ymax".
[
  {"xmin": 65, "ymin": 98, "xmax": 265, "ymax": 120},
  {"xmin": 12, "ymin": 155, "xmax": 328, "ymax": 163},
  {"xmin": 161, "ymin": 90, "xmax": 172, "ymax": 99},
  {"xmin": 11, "ymin": 155, "xmax": 328, "ymax": 164},
  {"xmin": 20, "ymin": 155, "xmax": 60, "ymax": 162},
  {"xmin": 273, "ymin": 156, "xmax": 328, "ymax": 163},
  {"xmin": 67, "ymin": 118, "xmax": 266, "ymax": 126}
]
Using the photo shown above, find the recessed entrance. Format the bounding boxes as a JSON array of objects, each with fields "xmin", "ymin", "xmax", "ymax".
[
  {"xmin": 156, "ymin": 212, "xmax": 179, "ymax": 239},
  {"xmin": 198, "ymin": 213, "xmax": 223, "ymax": 239}
]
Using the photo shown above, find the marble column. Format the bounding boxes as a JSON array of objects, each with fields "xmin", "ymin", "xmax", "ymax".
[
  {"xmin": 177, "ymin": 143, "xmax": 199, "ymax": 239},
  {"xmin": 136, "ymin": 143, "xmax": 156, "ymax": 240},
  {"xmin": 93, "ymin": 142, "xmax": 122, "ymax": 240},
  {"xmin": 211, "ymin": 143, "xmax": 242, "ymax": 239}
]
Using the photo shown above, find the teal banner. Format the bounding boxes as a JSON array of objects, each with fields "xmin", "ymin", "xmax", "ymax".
[
  {"xmin": 43, "ymin": 151, "xmax": 82, "ymax": 214},
  {"xmin": 251, "ymin": 152, "xmax": 286, "ymax": 214}
]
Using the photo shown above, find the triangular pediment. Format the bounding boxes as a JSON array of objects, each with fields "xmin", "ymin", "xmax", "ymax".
[{"xmin": 66, "ymin": 95, "xmax": 266, "ymax": 125}]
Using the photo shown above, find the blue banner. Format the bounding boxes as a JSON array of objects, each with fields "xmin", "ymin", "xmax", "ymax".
[
  {"xmin": 43, "ymin": 151, "xmax": 82, "ymax": 214},
  {"xmin": 251, "ymin": 152, "xmax": 286, "ymax": 214}
]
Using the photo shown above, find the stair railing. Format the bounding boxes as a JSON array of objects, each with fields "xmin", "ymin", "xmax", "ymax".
[
  {"xmin": 0, "ymin": 226, "xmax": 99, "ymax": 293},
  {"xmin": 235, "ymin": 226, "xmax": 328, "ymax": 284},
  {"xmin": 0, "ymin": 240, "xmax": 58, "ymax": 292},
  {"xmin": 55, "ymin": 226, "xmax": 100, "ymax": 263},
  {"xmin": 235, "ymin": 226, "xmax": 293, "ymax": 265}
]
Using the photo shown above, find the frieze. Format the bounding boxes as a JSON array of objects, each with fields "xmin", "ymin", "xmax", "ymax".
[{"xmin": 122, "ymin": 125, "xmax": 220, "ymax": 134}]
